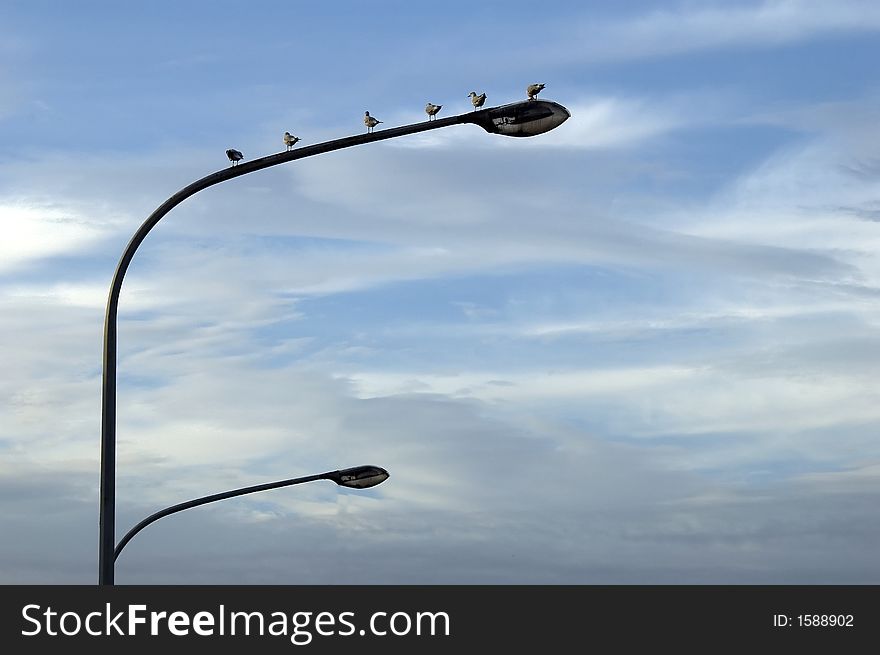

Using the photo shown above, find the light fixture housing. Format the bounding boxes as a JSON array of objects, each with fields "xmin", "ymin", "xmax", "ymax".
[
  {"xmin": 471, "ymin": 99, "xmax": 571, "ymax": 137},
  {"xmin": 328, "ymin": 465, "xmax": 390, "ymax": 489}
]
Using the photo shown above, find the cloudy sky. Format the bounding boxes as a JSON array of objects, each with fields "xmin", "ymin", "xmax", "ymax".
[{"xmin": 2, "ymin": 0, "xmax": 879, "ymax": 584}]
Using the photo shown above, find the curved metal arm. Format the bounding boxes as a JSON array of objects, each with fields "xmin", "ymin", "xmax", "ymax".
[{"xmin": 113, "ymin": 472, "xmax": 332, "ymax": 563}]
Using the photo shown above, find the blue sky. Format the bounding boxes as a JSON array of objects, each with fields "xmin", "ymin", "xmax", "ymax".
[{"xmin": 2, "ymin": 0, "xmax": 880, "ymax": 583}]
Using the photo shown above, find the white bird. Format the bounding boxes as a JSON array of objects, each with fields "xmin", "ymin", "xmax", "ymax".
[
  {"xmin": 425, "ymin": 102, "xmax": 442, "ymax": 121},
  {"xmin": 468, "ymin": 91, "xmax": 487, "ymax": 111},
  {"xmin": 283, "ymin": 131, "xmax": 301, "ymax": 150},
  {"xmin": 364, "ymin": 111, "xmax": 383, "ymax": 133},
  {"xmin": 226, "ymin": 148, "xmax": 243, "ymax": 166},
  {"xmin": 527, "ymin": 83, "xmax": 545, "ymax": 100}
]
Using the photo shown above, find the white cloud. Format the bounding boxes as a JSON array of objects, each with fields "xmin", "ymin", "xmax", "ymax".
[
  {"xmin": 4, "ymin": 281, "xmax": 108, "ymax": 308},
  {"xmin": 559, "ymin": 0, "xmax": 880, "ymax": 64},
  {"xmin": 345, "ymin": 362, "xmax": 880, "ymax": 438},
  {"xmin": 0, "ymin": 203, "xmax": 110, "ymax": 272},
  {"xmin": 675, "ymin": 100, "xmax": 880, "ymax": 290},
  {"xmin": 347, "ymin": 366, "xmax": 696, "ymax": 401},
  {"xmin": 530, "ymin": 97, "xmax": 681, "ymax": 149}
]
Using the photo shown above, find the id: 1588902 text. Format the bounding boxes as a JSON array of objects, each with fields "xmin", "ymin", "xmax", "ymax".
[{"xmin": 773, "ymin": 614, "xmax": 853, "ymax": 627}]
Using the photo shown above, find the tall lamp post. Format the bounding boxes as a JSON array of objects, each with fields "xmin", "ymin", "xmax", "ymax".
[{"xmin": 99, "ymin": 98, "xmax": 570, "ymax": 585}]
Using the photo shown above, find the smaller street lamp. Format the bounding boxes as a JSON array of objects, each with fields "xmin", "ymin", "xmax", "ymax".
[
  {"xmin": 113, "ymin": 465, "xmax": 389, "ymax": 568},
  {"xmin": 326, "ymin": 465, "xmax": 390, "ymax": 489}
]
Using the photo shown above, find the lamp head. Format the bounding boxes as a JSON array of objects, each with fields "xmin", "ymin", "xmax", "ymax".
[
  {"xmin": 471, "ymin": 99, "xmax": 570, "ymax": 137},
  {"xmin": 328, "ymin": 465, "xmax": 390, "ymax": 489}
]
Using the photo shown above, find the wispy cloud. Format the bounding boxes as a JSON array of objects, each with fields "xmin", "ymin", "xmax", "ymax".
[
  {"xmin": 0, "ymin": 203, "xmax": 110, "ymax": 273},
  {"xmin": 677, "ymin": 100, "xmax": 880, "ymax": 290},
  {"xmin": 557, "ymin": 0, "xmax": 880, "ymax": 64}
]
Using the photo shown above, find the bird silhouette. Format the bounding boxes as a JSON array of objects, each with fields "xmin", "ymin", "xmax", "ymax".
[
  {"xmin": 468, "ymin": 91, "xmax": 487, "ymax": 111},
  {"xmin": 226, "ymin": 149, "xmax": 243, "ymax": 166},
  {"xmin": 527, "ymin": 83, "xmax": 546, "ymax": 100},
  {"xmin": 364, "ymin": 111, "xmax": 383, "ymax": 133},
  {"xmin": 425, "ymin": 102, "xmax": 442, "ymax": 121},
  {"xmin": 283, "ymin": 132, "xmax": 301, "ymax": 150}
]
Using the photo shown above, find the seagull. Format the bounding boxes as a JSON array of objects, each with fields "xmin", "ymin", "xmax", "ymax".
[
  {"xmin": 226, "ymin": 148, "xmax": 243, "ymax": 166},
  {"xmin": 283, "ymin": 131, "xmax": 301, "ymax": 150},
  {"xmin": 364, "ymin": 111, "xmax": 383, "ymax": 133},
  {"xmin": 527, "ymin": 83, "xmax": 546, "ymax": 100},
  {"xmin": 468, "ymin": 91, "xmax": 487, "ymax": 111},
  {"xmin": 425, "ymin": 102, "xmax": 442, "ymax": 121}
]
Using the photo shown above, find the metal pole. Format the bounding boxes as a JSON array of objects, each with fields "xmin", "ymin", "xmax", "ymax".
[
  {"xmin": 99, "ymin": 110, "xmax": 485, "ymax": 585},
  {"xmin": 113, "ymin": 472, "xmax": 329, "ymax": 564}
]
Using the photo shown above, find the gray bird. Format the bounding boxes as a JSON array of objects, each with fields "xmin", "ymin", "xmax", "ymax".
[
  {"xmin": 283, "ymin": 131, "xmax": 301, "ymax": 150},
  {"xmin": 527, "ymin": 83, "xmax": 546, "ymax": 101},
  {"xmin": 226, "ymin": 148, "xmax": 243, "ymax": 166},
  {"xmin": 468, "ymin": 91, "xmax": 487, "ymax": 111},
  {"xmin": 364, "ymin": 111, "xmax": 383, "ymax": 133},
  {"xmin": 425, "ymin": 102, "xmax": 442, "ymax": 121}
]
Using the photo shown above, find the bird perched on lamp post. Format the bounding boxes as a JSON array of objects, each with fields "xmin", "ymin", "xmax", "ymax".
[
  {"xmin": 364, "ymin": 111, "xmax": 382, "ymax": 133},
  {"xmin": 225, "ymin": 149, "xmax": 243, "ymax": 166},
  {"xmin": 468, "ymin": 91, "xmax": 487, "ymax": 111},
  {"xmin": 425, "ymin": 102, "xmax": 442, "ymax": 121},
  {"xmin": 283, "ymin": 132, "xmax": 300, "ymax": 150},
  {"xmin": 527, "ymin": 83, "xmax": 546, "ymax": 101}
]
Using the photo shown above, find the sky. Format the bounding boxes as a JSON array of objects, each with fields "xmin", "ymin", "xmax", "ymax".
[{"xmin": 1, "ymin": 0, "xmax": 879, "ymax": 584}]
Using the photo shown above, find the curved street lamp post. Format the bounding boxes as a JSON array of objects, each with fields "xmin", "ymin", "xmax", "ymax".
[
  {"xmin": 114, "ymin": 465, "xmax": 389, "ymax": 565},
  {"xmin": 100, "ymin": 98, "xmax": 570, "ymax": 585}
]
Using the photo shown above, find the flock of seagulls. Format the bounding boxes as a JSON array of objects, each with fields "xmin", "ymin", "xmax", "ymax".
[{"xmin": 226, "ymin": 83, "xmax": 545, "ymax": 166}]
